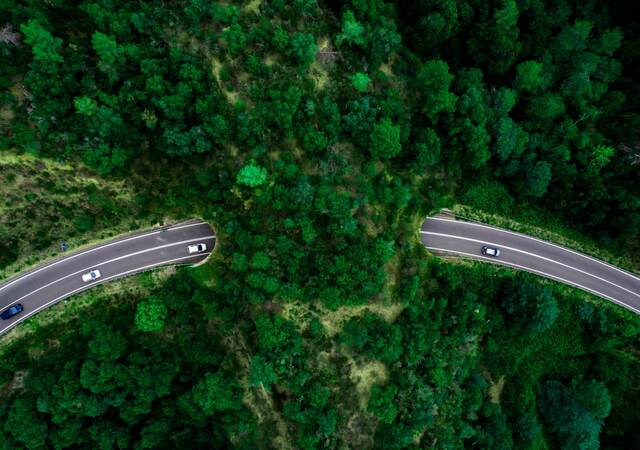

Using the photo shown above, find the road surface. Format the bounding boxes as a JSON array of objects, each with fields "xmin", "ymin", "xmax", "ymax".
[
  {"xmin": 0, "ymin": 220, "xmax": 215, "ymax": 335},
  {"xmin": 421, "ymin": 217, "xmax": 640, "ymax": 315}
]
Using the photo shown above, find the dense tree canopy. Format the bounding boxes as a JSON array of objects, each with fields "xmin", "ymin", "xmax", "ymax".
[{"xmin": 0, "ymin": 0, "xmax": 639, "ymax": 448}]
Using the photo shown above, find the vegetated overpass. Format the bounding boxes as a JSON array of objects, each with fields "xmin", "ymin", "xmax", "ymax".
[
  {"xmin": 3, "ymin": 213, "xmax": 639, "ymax": 337},
  {"xmin": 421, "ymin": 216, "xmax": 640, "ymax": 315},
  {"xmin": 0, "ymin": 220, "xmax": 215, "ymax": 336}
]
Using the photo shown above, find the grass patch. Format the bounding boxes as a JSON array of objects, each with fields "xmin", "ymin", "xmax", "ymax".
[
  {"xmin": 309, "ymin": 36, "xmax": 333, "ymax": 90},
  {"xmin": 378, "ymin": 60, "xmax": 394, "ymax": 77},
  {"xmin": 263, "ymin": 54, "xmax": 278, "ymax": 66},
  {"xmin": 349, "ymin": 357, "xmax": 388, "ymax": 410},
  {"xmin": 210, "ymin": 57, "xmax": 240, "ymax": 104},
  {"xmin": 280, "ymin": 297, "xmax": 404, "ymax": 336},
  {"xmin": 243, "ymin": 0, "xmax": 262, "ymax": 14},
  {"xmin": 317, "ymin": 302, "xmax": 404, "ymax": 337},
  {"xmin": 187, "ymin": 256, "xmax": 219, "ymax": 289}
]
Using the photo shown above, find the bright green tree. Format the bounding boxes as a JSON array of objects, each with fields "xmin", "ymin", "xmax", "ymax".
[
  {"xmin": 20, "ymin": 20, "xmax": 63, "ymax": 63},
  {"xmin": 350, "ymin": 72, "xmax": 370, "ymax": 92},
  {"xmin": 370, "ymin": 117, "xmax": 401, "ymax": 159},
  {"xmin": 589, "ymin": 144, "xmax": 615, "ymax": 170},
  {"xmin": 135, "ymin": 296, "xmax": 168, "ymax": 332},
  {"xmin": 237, "ymin": 163, "xmax": 268, "ymax": 187},
  {"xmin": 74, "ymin": 96, "xmax": 98, "ymax": 116},
  {"xmin": 336, "ymin": 10, "xmax": 365, "ymax": 46},
  {"xmin": 515, "ymin": 60, "xmax": 545, "ymax": 92}
]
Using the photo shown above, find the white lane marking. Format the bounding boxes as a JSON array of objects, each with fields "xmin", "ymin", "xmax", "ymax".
[
  {"xmin": 425, "ymin": 217, "xmax": 640, "ymax": 283},
  {"xmin": 167, "ymin": 222, "xmax": 208, "ymax": 231},
  {"xmin": 2, "ymin": 235, "xmax": 215, "ymax": 308},
  {"xmin": 0, "ymin": 221, "xmax": 211, "ymax": 293},
  {"xmin": 421, "ymin": 231, "xmax": 640, "ymax": 301},
  {"xmin": 425, "ymin": 246, "xmax": 640, "ymax": 315},
  {"xmin": 0, "ymin": 253, "xmax": 210, "ymax": 335}
]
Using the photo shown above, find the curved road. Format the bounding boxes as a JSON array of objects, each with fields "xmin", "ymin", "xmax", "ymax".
[
  {"xmin": 0, "ymin": 220, "xmax": 215, "ymax": 335},
  {"xmin": 421, "ymin": 217, "xmax": 640, "ymax": 315},
  {"xmin": 3, "ymin": 214, "xmax": 639, "ymax": 335}
]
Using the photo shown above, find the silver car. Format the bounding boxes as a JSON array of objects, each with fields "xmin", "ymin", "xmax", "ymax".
[{"xmin": 82, "ymin": 269, "xmax": 102, "ymax": 282}]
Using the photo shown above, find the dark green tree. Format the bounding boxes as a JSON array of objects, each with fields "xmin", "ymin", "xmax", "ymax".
[{"xmin": 539, "ymin": 379, "xmax": 611, "ymax": 450}]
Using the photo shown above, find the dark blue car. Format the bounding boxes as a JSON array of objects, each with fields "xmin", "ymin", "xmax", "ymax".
[{"xmin": 1, "ymin": 303, "xmax": 23, "ymax": 320}]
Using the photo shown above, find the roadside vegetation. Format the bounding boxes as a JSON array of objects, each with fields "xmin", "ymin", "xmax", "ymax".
[
  {"xmin": 0, "ymin": 152, "xmax": 147, "ymax": 279},
  {"xmin": 0, "ymin": 0, "xmax": 639, "ymax": 448},
  {"xmin": 447, "ymin": 203, "xmax": 640, "ymax": 276},
  {"xmin": 451, "ymin": 184, "xmax": 640, "ymax": 274}
]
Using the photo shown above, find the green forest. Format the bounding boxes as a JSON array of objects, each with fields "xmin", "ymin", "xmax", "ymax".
[{"xmin": 1, "ymin": 0, "xmax": 639, "ymax": 448}]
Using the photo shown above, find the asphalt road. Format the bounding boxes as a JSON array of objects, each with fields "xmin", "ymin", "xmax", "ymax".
[
  {"xmin": 421, "ymin": 217, "xmax": 640, "ymax": 315},
  {"xmin": 0, "ymin": 220, "xmax": 215, "ymax": 335}
]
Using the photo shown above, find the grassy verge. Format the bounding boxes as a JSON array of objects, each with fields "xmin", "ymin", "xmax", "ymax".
[
  {"xmin": 187, "ymin": 251, "xmax": 220, "ymax": 289},
  {"xmin": 0, "ymin": 151, "xmax": 163, "ymax": 281},
  {"xmin": 437, "ymin": 253, "xmax": 639, "ymax": 323},
  {"xmin": 0, "ymin": 266, "xmax": 177, "ymax": 348}
]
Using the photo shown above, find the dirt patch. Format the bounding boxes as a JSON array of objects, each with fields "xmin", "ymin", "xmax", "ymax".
[
  {"xmin": 319, "ymin": 302, "xmax": 405, "ymax": 337},
  {"xmin": 215, "ymin": 321, "xmax": 294, "ymax": 449},
  {"xmin": 3, "ymin": 370, "xmax": 26, "ymax": 395},
  {"xmin": 9, "ymin": 82, "xmax": 30, "ymax": 104},
  {"xmin": 488, "ymin": 375, "xmax": 506, "ymax": 404},
  {"xmin": 264, "ymin": 54, "xmax": 278, "ymax": 67},
  {"xmin": 349, "ymin": 358, "xmax": 388, "ymax": 409},
  {"xmin": 378, "ymin": 62, "xmax": 393, "ymax": 77},
  {"xmin": 210, "ymin": 58, "xmax": 240, "ymax": 104},
  {"xmin": 243, "ymin": 0, "xmax": 262, "ymax": 14},
  {"xmin": 0, "ymin": 106, "xmax": 14, "ymax": 126},
  {"xmin": 309, "ymin": 36, "xmax": 334, "ymax": 90}
]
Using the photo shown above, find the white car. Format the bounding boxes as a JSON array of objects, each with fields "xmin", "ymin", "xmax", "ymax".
[
  {"xmin": 188, "ymin": 243, "xmax": 207, "ymax": 254},
  {"xmin": 481, "ymin": 246, "xmax": 501, "ymax": 257},
  {"xmin": 82, "ymin": 269, "xmax": 102, "ymax": 282}
]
